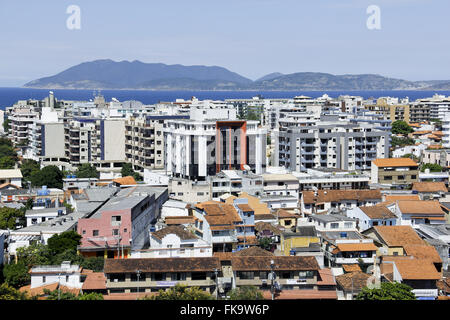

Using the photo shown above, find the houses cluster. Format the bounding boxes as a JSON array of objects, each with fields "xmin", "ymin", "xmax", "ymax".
[{"xmin": 1, "ymin": 92, "xmax": 450, "ymax": 300}]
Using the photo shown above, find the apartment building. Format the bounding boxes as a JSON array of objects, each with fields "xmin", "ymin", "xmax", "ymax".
[
  {"xmin": 293, "ymin": 169, "xmax": 370, "ymax": 191},
  {"xmin": 104, "ymin": 257, "xmax": 220, "ymax": 295},
  {"xmin": 125, "ymin": 115, "xmax": 189, "ymax": 174},
  {"xmin": 164, "ymin": 106, "xmax": 267, "ymax": 180},
  {"xmin": 210, "ymin": 169, "xmax": 264, "ymax": 200},
  {"xmin": 275, "ymin": 120, "xmax": 389, "ymax": 172},
  {"xmin": 416, "ymin": 94, "xmax": 450, "ymax": 120},
  {"xmin": 77, "ymin": 186, "xmax": 168, "ymax": 259},
  {"xmin": 64, "ymin": 118, "xmax": 126, "ymax": 176},
  {"xmin": 371, "ymin": 158, "xmax": 419, "ymax": 187},
  {"xmin": 7, "ymin": 104, "xmax": 40, "ymax": 146}
]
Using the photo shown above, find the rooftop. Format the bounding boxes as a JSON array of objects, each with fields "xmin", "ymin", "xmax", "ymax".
[
  {"xmin": 372, "ymin": 158, "xmax": 418, "ymax": 168},
  {"xmin": 302, "ymin": 189, "xmax": 382, "ymax": 204}
]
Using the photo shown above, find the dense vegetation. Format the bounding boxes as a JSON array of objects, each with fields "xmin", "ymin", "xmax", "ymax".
[
  {"xmin": 75, "ymin": 163, "xmax": 100, "ymax": 178},
  {"xmin": 356, "ymin": 282, "xmax": 416, "ymax": 300},
  {"xmin": 0, "ymin": 137, "xmax": 18, "ymax": 169},
  {"xmin": 2, "ymin": 231, "xmax": 104, "ymax": 289},
  {"xmin": 391, "ymin": 120, "xmax": 414, "ymax": 135}
]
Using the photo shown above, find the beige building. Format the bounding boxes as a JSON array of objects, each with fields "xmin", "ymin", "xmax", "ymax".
[{"xmin": 371, "ymin": 158, "xmax": 419, "ymax": 187}]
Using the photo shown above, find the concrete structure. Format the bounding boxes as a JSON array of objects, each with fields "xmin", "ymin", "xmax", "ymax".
[
  {"xmin": 29, "ymin": 261, "xmax": 83, "ymax": 290},
  {"xmin": 347, "ymin": 205, "xmax": 398, "ymax": 231},
  {"xmin": 0, "ymin": 169, "xmax": 23, "ymax": 188},
  {"xmin": 164, "ymin": 106, "xmax": 267, "ymax": 180},
  {"xmin": 275, "ymin": 118, "xmax": 389, "ymax": 172},
  {"xmin": 371, "ymin": 158, "xmax": 419, "ymax": 187}
]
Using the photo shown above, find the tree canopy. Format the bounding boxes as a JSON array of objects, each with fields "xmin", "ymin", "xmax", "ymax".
[
  {"xmin": 29, "ymin": 165, "xmax": 63, "ymax": 189},
  {"xmin": 47, "ymin": 231, "xmax": 82, "ymax": 256},
  {"xmin": 421, "ymin": 163, "xmax": 443, "ymax": 172},
  {"xmin": 228, "ymin": 286, "xmax": 263, "ymax": 300},
  {"xmin": 0, "ymin": 283, "xmax": 29, "ymax": 300},
  {"xmin": 20, "ymin": 159, "xmax": 41, "ymax": 183},
  {"xmin": 147, "ymin": 284, "xmax": 213, "ymax": 300},
  {"xmin": 391, "ymin": 121, "xmax": 414, "ymax": 135},
  {"xmin": 0, "ymin": 137, "xmax": 17, "ymax": 169},
  {"xmin": 356, "ymin": 282, "xmax": 416, "ymax": 300},
  {"xmin": 2, "ymin": 263, "xmax": 31, "ymax": 289},
  {"xmin": 121, "ymin": 163, "xmax": 142, "ymax": 181},
  {"xmin": 0, "ymin": 207, "xmax": 25, "ymax": 230},
  {"xmin": 75, "ymin": 163, "xmax": 100, "ymax": 179}
]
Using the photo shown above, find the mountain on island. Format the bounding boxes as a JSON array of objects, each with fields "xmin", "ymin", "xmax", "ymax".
[{"xmin": 24, "ymin": 59, "xmax": 450, "ymax": 91}]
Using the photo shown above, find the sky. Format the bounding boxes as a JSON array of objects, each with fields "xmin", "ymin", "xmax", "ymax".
[{"xmin": 0, "ymin": 0, "xmax": 449, "ymax": 86}]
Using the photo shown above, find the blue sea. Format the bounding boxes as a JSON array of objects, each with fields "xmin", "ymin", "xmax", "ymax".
[{"xmin": 1, "ymin": 87, "xmax": 450, "ymax": 110}]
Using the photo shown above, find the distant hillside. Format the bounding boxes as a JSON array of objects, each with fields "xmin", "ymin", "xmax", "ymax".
[
  {"xmin": 253, "ymin": 72, "xmax": 428, "ymax": 90},
  {"xmin": 255, "ymin": 72, "xmax": 284, "ymax": 82},
  {"xmin": 24, "ymin": 59, "xmax": 253, "ymax": 89},
  {"xmin": 23, "ymin": 60, "xmax": 450, "ymax": 90}
]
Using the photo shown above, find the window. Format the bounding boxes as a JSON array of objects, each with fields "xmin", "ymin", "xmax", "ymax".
[
  {"xmin": 110, "ymin": 274, "xmax": 125, "ymax": 282},
  {"xmin": 66, "ymin": 275, "xmax": 69, "ymax": 282},
  {"xmin": 131, "ymin": 273, "xmax": 146, "ymax": 282},
  {"xmin": 93, "ymin": 230, "xmax": 99, "ymax": 236},
  {"xmin": 330, "ymin": 223, "xmax": 339, "ymax": 229},
  {"xmin": 191, "ymin": 272, "xmax": 207, "ymax": 280},
  {"xmin": 112, "ymin": 229, "xmax": 119, "ymax": 236},
  {"xmin": 152, "ymin": 273, "xmax": 165, "ymax": 281},
  {"xmin": 238, "ymin": 272, "xmax": 254, "ymax": 280},
  {"xmin": 171, "ymin": 273, "xmax": 186, "ymax": 281},
  {"xmin": 260, "ymin": 272, "xmax": 269, "ymax": 279},
  {"xmin": 43, "ymin": 276, "xmax": 46, "ymax": 283}
]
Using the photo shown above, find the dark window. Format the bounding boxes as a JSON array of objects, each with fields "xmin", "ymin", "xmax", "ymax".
[{"xmin": 191, "ymin": 272, "xmax": 207, "ymax": 280}]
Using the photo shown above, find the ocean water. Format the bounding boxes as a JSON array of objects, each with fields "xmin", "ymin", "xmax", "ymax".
[{"xmin": 1, "ymin": 87, "xmax": 450, "ymax": 110}]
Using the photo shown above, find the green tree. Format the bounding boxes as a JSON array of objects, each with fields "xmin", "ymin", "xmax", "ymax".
[
  {"xmin": 16, "ymin": 243, "xmax": 52, "ymax": 267},
  {"xmin": 20, "ymin": 159, "xmax": 41, "ymax": 183},
  {"xmin": 391, "ymin": 120, "xmax": 414, "ymax": 135},
  {"xmin": 47, "ymin": 231, "xmax": 82, "ymax": 256},
  {"xmin": 391, "ymin": 135, "xmax": 415, "ymax": 148},
  {"xmin": 43, "ymin": 288, "xmax": 78, "ymax": 300},
  {"xmin": 121, "ymin": 163, "xmax": 142, "ymax": 181},
  {"xmin": 148, "ymin": 284, "xmax": 213, "ymax": 300},
  {"xmin": 258, "ymin": 237, "xmax": 273, "ymax": 251},
  {"xmin": 75, "ymin": 163, "xmax": 100, "ymax": 179},
  {"xmin": 402, "ymin": 154, "xmax": 419, "ymax": 162},
  {"xmin": 29, "ymin": 165, "xmax": 63, "ymax": 189},
  {"xmin": 356, "ymin": 282, "xmax": 416, "ymax": 300},
  {"xmin": 0, "ymin": 207, "xmax": 26, "ymax": 229},
  {"xmin": 77, "ymin": 292, "xmax": 104, "ymax": 300},
  {"xmin": 0, "ymin": 156, "xmax": 15, "ymax": 169},
  {"xmin": 0, "ymin": 282, "xmax": 29, "ymax": 300},
  {"xmin": 2, "ymin": 263, "xmax": 30, "ymax": 289},
  {"xmin": 3, "ymin": 118, "xmax": 10, "ymax": 133},
  {"xmin": 80, "ymin": 257, "xmax": 105, "ymax": 272},
  {"xmin": 228, "ymin": 286, "xmax": 263, "ymax": 300},
  {"xmin": 421, "ymin": 163, "xmax": 443, "ymax": 172}
]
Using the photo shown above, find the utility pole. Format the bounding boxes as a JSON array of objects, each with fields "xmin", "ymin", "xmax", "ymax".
[
  {"xmin": 58, "ymin": 272, "xmax": 61, "ymax": 300},
  {"xmin": 270, "ymin": 260, "xmax": 275, "ymax": 300},
  {"xmin": 136, "ymin": 269, "xmax": 141, "ymax": 300},
  {"xmin": 213, "ymin": 268, "xmax": 219, "ymax": 300}
]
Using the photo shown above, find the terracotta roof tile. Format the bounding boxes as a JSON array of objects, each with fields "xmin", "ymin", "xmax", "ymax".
[
  {"xmin": 382, "ymin": 256, "xmax": 441, "ymax": 280},
  {"xmin": 113, "ymin": 176, "xmax": 137, "ymax": 186},
  {"xmin": 397, "ymin": 200, "xmax": 445, "ymax": 215},
  {"xmin": 335, "ymin": 243, "xmax": 378, "ymax": 252},
  {"xmin": 262, "ymin": 289, "xmax": 337, "ymax": 300},
  {"xmin": 403, "ymin": 244, "xmax": 442, "ymax": 263},
  {"xmin": 372, "ymin": 158, "xmax": 418, "ymax": 167},
  {"xmin": 82, "ymin": 272, "xmax": 106, "ymax": 290},
  {"xmin": 151, "ymin": 225, "xmax": 198, "ymax": 241},
  {"xmin": 231, "ymin": 256, "xmax": 319, "ymax": 271},
  {"xmin": 335, "ymin": 272, "xmax": 371, "ymax": 292},
  {"xmin": 371, "ymin": 225, "xmax": 425, "ymax": 247},
  {"xmin": 359, "ymin": 206, "xmax": 397, "ymax": 219},
  {"xmin": 104, "ymin": 257, "xmax": 220, "ymax": 273},
  {"xmin": 343, "ymin": 264, "xmax": 362, "ymax": 273},
  {"xmin": 302, "ymin": 189, "xmax": 382, "ymax": 204},
  {"xmin": 412, "ymin": 182, "xmax": 448, "ymax": 193}
]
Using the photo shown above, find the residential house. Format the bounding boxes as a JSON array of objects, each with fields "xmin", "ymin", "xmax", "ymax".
[
  {"xmin": 395, "ymin": 200, "xmax": 446, "ymax": 226},
  {"xmin": 381, "ymin": 256, "xmax": 442, "ymax": 300},
  {"xmin": 411, "ymin": 182, "xmax": 450, "ymax": 201},
  {"xmin": 371, "ymin": 158, "xmax": 419, "ymax": 187},
  {"xmin": 0, "ymin": 169, "xmax": 23, "ymax": 188},
  {"xmin": 301, "ymin": 189, "xmax": 382, "ymax": 215},
  {"xmin": 347, "ymin": 205, "xmax": 398, "ymax": 231},
  {"xmin": 280, "ymin": 226, "xmax": 323, "ymax": 267},
  {"xmin": 335, "ymin": 271, "xmax": 371, "ymax": 300},
  {"xmin": 132, "ymin": 225, "xmax": 212, "ymax": 258},
  {"xmin": 103, "ymin": 257, "xmax": 221, "ymax": 295}
]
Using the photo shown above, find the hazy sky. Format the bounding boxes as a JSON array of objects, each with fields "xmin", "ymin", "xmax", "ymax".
[{"xmin": 0, "ymin": 0, "xmax": 449, "ymax": 86}]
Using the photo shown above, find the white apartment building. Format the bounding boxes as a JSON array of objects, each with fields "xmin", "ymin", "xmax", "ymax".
[
  {"xmin": 29, "ymin": 261, "xmax": 83, "ymax": 289},
  {"xmin": 132, "ymin": 225, "xmax": 212, "ymax": 258},
  {"xmin": 164, "ymin": 106, "xmax": 267, "ymax": 180},
  {"xmin": 275, "ymin": 120, "xmax": 390, "ymax": 172}
]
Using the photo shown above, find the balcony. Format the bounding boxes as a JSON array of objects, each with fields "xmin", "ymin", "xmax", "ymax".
[{"xmin": 412, "ymin": 289, "xmax": 438, "ymax": 298}]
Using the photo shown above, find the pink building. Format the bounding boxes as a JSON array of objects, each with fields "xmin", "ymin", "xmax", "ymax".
[{"xmin": 77, "ymin": 187, "xmax": 168, "ymax": 259}]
